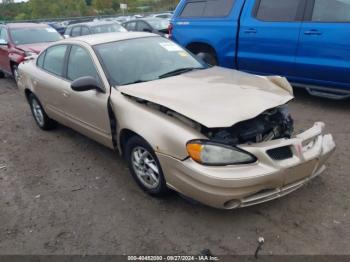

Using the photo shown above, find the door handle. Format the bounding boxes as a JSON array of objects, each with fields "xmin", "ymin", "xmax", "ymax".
[
  {"xmin": 304, "ymin": 30, "xmax": 322, "ymax": 36},
  {"xmin": 244, "ymin": 28, "xmax": 257, "ymax": 34}
]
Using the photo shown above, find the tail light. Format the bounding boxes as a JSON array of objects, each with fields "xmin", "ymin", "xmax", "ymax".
[{"xmin": 168, "ymin": 23, "xmax": 173, "ymax": 38}]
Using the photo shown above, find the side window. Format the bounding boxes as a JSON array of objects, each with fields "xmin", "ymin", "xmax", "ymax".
[
  {"xmin": 137, "ymin": 21, "xmax": 152, "ymax": 32},
  {"xmin": 255, "ymin": 0, "xmax": 303, "ymax": 22},
  {"xmin": 71, "ymin": 26, "xmax": 81, "ymax": 37},
  {"xmin": 180, "ymin": 0, "xmax": 235, "ymax": 18},
  {"xmin": 124, "ymin": 22, "xmax": 136, "ymax": 31},
  {"xmin": 0, "ymin": 28, "xmax": 8, "ymax": 43},
  {"xmin": 37, "ymin": 51, "xmax": 46, "ymax": 68},
  {"xmin": 43, "ymin": 45, "xmax": 67, "ymax": 76},
  {"xmin": 81, "ymin": 26, "xmax": 90, "ymax": 35},
  {"xmin": 312, "ymin": 0, "xmax": 350, "ymax": 22},
  {"xmin": 67, "ymin": 45, "xmax": 99, "ymax": 81},
  {"xmin": 180, "ymin": 1, "xmax": 206, "ymax": 17},
  {"xmin": 64, "ymin": 27, "xmax": 72, "ymax": 36}
]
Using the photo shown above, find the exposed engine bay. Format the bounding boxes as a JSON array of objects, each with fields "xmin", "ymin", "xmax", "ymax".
[
  {"xmin": 204, "ymin": 106, "xmax": 294, "ymax": 146},
  {"xmin": 127, "ymin": 95, "xmax": 294, "ymax": 146}
]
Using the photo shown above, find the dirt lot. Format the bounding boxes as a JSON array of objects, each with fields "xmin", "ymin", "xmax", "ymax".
[{"xmin": 0, "ymin": 77, "xmax": 349, "ymax": 256}]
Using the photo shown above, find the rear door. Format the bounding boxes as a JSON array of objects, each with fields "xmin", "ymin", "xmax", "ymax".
[
  {"xmin": 295, "ymin": 0, "xmax": 350, "ymax": 92},
  {"xmin": 34, "ymin": 44, "xmax": 70, "ymax": 123},
  {"xmin": 238, "ymin": 0, "xmax": 306, "ymax": 77}
]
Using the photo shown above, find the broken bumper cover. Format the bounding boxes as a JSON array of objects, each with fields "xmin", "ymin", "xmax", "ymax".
[{"xmin": 157, "ymin": 122, "xmax": 335, "ymax": 209}]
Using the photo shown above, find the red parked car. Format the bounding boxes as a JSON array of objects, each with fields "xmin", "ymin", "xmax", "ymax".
[{"xmin": 0, "ymin": 23, "xmax": 62, "ymax": 83}]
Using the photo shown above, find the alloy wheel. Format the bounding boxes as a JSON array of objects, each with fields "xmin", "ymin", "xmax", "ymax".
[{"xmin": 131, "ymin": 146, "xmax": 161, "ymax": 190}]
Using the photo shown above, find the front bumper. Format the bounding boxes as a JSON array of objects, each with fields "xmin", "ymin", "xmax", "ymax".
[{"xmin": 157, "ymin": 122, "xmax": 335, "ymax": 209}]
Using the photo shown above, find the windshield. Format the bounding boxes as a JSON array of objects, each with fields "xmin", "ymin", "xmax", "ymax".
[
  {"xmin": 92, "ymin": 23, "xmax": 127, "ymax": 34},
  {"xmin": 10, "ymin": 27, "xmax": 62, "ymax": 45},
  {"xmin": 95, "ymin": 37, "xmax": 205, "ymax": 86},
  {"xmin": 146, "ymin": 19, "xmax": 169, "ymax": 30}
]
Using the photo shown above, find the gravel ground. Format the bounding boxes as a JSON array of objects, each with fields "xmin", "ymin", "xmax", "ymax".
[{"xmin": 0, "ymin": 77, "xmax": 349, "ymax": 256}]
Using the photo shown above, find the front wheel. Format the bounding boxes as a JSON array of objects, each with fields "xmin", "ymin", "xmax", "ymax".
[
  {"xmin": 11, "ymin": 64, "xmax": 19, "ymax": 84},
  {"xmin": 28, "ymin": 94, "xmax": 56, "ymax": 130},
  {"xmin": 125, "ymin": 136, "xmax": 170, "ymax": 197}
]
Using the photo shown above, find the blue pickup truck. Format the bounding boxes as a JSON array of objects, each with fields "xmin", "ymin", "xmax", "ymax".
[{"xmin": 170, "ymin": 0, "xmax": 350, "ymax": 99}]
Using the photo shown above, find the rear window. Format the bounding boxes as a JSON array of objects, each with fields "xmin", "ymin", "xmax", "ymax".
[
  {"xmin": 312, "ymin": 0, "xmax": 350, "ymax": 22},
  {"xmin": 180, "ymin": 0, "xmax": 235, "ymax": 18},
  {"xmin": 255, "ymin": 0, "xmax": 303, "ymax": 22}
]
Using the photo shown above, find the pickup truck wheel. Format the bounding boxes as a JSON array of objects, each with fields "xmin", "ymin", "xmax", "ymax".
[
  {"xmin": 125, "ymin": 136, "xmax": 170, "ymax": 197},
  {"xmin": 28, "ymin": 94, "xmax": 56, "ymax": 130},
  {"xmin": 196, "ymin": 52, "xmax": 218, "ymax": 66}
]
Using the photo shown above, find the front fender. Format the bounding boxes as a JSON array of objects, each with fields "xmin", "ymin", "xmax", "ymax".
[
  {"xmin": 9, "ymin": 50, "xmax": 24, "ymax": 65},
  {"xmin": 110, "ymin": 90, "xmax": 206, "ymax": 160}
]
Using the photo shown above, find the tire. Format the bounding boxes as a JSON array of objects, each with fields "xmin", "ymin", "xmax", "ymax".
[
  {"xmin": 28, "ymin": 94, "xmax": 56, "ymax": 130},
  {"xmin": 0, "ymin": 71, "xmax": 4, "ymax": 78},
  {"xmin": 125, "ymin": 136, "xmax": 170, "ymax": 197},
  {"xmin": 196, "ymin": 52, "xmax": 218, "ymax": 66},
  {"xmin": 11, "ymin": 64, "xmax": 19, "ymax": 85}
]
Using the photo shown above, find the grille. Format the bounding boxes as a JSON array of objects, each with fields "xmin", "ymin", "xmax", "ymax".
[{"xmin": 267, "ymin": 146, "xmax": 293, "ymax": 160}]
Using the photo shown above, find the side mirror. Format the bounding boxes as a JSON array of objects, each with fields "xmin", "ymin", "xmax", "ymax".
[
  {"xmin": 71, "ymin": 76, "xmax": 104, "ymax": 93},
  {"xmin": 0, "ymin": 39, "xmax": 8, "ymax": 45}
]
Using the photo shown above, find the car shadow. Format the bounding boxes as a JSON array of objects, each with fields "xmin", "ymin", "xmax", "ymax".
[{"xmin": 293, "ymin": 88, "xmax": 350, "ymax": 110}]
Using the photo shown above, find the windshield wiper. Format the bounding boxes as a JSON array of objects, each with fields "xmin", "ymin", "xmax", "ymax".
[
  {"xmin": 158, "ymin": 67, "xmax": 202, "ymax": 79},
  {"xmin": 122, "ymin": 79, "xmax": 152, "ymax": 86}
]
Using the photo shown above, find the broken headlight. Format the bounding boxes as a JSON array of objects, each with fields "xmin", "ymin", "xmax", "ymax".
[{"xmin": 186, "ymin": 140, "xmax": 257, "ymax": 166}]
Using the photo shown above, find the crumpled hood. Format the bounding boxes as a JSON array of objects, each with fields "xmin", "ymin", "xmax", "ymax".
[
  {"xmin": 16, "ymin": 43, "xmax": 51, "ymax": 54},
  {"xmin": 119, "ymin": 67, "xmax": 294, "ymax": 128}
]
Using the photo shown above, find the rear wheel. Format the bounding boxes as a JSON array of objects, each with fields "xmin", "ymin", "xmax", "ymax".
[
  {"xmin": 125, "ymin": 136, "xmax": 170, "ymax": 196},
  {"xmin": 0, "ymin": 71, "xmax": 4, "ymax": 78},
  {"xmin": 196, "ymin": 52, "xmax": 218, "ymax": 66},
  {"xmin": 28, "ymin": 94, "xmax": 56, "ymax": 130}
]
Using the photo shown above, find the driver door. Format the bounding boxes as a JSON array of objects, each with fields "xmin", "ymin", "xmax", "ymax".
[{"xmin": 62, "ymin": 44, "xmax": 113, "ymax": 148}]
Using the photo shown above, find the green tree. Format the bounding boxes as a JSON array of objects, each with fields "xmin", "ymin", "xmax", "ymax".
[{"xmin": 92, "ymin": 0, "xmax": 112, "ymax": 12}]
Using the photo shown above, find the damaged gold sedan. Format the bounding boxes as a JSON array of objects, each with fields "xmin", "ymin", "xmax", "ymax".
[{"xmin": 18, "ymin": 33, "xmax": 336, "ymax": 209}]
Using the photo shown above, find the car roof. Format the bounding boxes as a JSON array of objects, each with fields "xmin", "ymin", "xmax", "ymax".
[
  {"xmin": 60, "ymin": 32, "xmax": 158, "ymax": 46},
  {"xmin": 68, "ymin": 21, "xmax": 118, "ymax": 28},
  {"xmin": 4, "ymin": 23, "xmax": 49, "ymax": 29},
  {"xmin": 126, "ymin": 17, "xmax": 167, "ymax": 22}
]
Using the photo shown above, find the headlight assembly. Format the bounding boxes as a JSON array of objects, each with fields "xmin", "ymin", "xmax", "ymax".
[{"xmin": 186, "ymin": 140, "xmax": 257, "ymax": 166}]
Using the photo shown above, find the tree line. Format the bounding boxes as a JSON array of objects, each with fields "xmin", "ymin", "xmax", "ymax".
[{"xmin": 0, "ymin": 0, "xmax": 179, "ymax": 21}]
